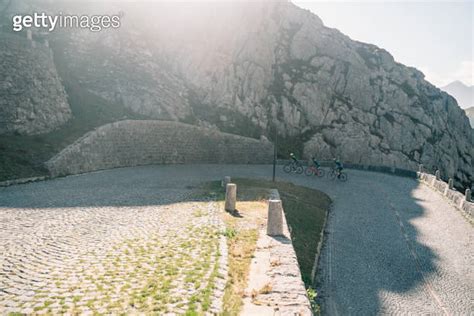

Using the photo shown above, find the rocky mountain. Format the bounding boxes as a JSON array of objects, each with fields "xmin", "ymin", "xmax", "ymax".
[
  {"xmin": 1, "ymin": 0, "xmax": 472, "ymax": 188},
  {"xmin": 442, "ymin": 81, "xmax": 474, "ymax": 109},
  {"xmin": 0, "ymin": 32, "xmax": 71, "ymax": 135},
  {"xmin": 465, "ymin": 107, "xmax": 474, "ymax": 128}
]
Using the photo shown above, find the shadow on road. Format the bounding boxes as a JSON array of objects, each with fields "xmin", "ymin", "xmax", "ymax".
[
  {"xmin": 0, "ymin": 164, "xmax": 451, "ymax": 314},
  {"xmin": 311, "ymin": 171, "xmax": 442, "ymax": 315}
]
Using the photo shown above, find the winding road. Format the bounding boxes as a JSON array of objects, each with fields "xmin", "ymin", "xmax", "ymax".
[{"xmin": 0, "ymin": 165, "xmax": 472, "ymax": 315}]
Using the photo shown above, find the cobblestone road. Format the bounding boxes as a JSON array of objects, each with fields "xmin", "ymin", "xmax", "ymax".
[
  {"xmin": 1, "ymin": 165, "xmax": 472, "ymax": 315},
  {"xmin": 0, "ymin": 171, "xmax": 227, "ymax": 315}
]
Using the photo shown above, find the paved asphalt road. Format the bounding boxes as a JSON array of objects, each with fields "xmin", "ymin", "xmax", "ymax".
[{"xmin": 1, "ymin": 164, "xmax": 472, "ymax": 315}]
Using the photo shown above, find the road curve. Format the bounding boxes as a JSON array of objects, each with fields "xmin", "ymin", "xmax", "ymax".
[{"xmin": 0, "ymin": 164, "xmax": 472, "ymax": 315}]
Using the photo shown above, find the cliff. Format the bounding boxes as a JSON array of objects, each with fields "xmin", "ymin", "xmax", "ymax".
[
  {"xmin": 1, "ymin": 0, "xmax": 472, "ymax": 187},
  {"xmin": 0, "ymin": 32, "xmax": 71, "ymax": 135}
]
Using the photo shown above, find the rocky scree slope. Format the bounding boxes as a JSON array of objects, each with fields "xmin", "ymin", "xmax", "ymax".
[{"xmin": 1, "ymin": 0, "xmax": 473, "ymax": 188}]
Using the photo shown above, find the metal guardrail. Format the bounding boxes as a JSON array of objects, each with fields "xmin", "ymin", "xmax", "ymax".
[{"xmin": 276, "ymin": 159, "xmax": 418, "ymax": 179}]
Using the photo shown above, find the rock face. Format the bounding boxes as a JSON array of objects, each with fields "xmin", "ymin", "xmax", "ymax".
[
  {"xmin": 3, "ymin": 0, "xmax": 473, "ymax": 187},
  {"xmin": 0, "ymin": 32, "xmax": 71, "ymax": 135}
]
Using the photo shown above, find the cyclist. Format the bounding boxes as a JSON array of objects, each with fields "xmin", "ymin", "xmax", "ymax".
[
  {"xmin": 283, "ymin": 152, "xmax": 304, "ymax": 174},
  {"xmin": 290, "ymin": 152, "xmax": 299, "ymax": 164},
  {"xmin": 333, "ymin": 158, "xmax": 344, "ymax": 175},
  {"xmin": 311, "ymin": 156, "xmax": 321, "ymax": 169}
]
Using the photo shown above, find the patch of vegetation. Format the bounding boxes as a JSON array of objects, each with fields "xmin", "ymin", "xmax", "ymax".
[
  {"xmin": 202, "ymin": 178, "xmax": 331, "ymax": 314},
  {"xmin": 231, "ymin": 178, "xmax": 331, "ymax": 285},
  {"xmin": 307, "ymin": 287, "xmax": 320, "ymax": 314},
  {"xmin": 222, "ymin": 221, "xmax": 259, "ymax": 314}
]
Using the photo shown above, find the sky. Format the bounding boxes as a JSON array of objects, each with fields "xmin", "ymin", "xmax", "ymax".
[{"xmin": 294, "ymin": 0, "xmax": 473, "ymax": 88}]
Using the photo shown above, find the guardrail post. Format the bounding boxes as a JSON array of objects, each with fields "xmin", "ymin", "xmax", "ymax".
[
  {"xmin": 444, "ymin": 178, "xmax": 454, "ymax": 196},
  {"xmin": 267, "ymin": 199, "xmax": 284, "ymax": 236},
  {"xmin": 221, "ymin": 176, "xmax": 231, "ymax": 187},
  {"xmin": 225, "ymin": 183, "xmax": 237, "ymax": 212},
  {"xmin": 466, "ymin": 189, "xmax": 472, "ymax": 202},
  {"xmin": 435, "ymin": 170, "xmax": 440, "ymax": 180}
]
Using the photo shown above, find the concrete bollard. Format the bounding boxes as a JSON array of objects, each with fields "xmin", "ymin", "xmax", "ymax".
[
  {"xmin": 221, "ymin": 176, "xmax": 231, "ymax": 188},
  {"xmin": 466, "ymin": 189, "xmax": 472, "ymax": 202},
  {"xmin": 448, "ymin": 178, "xmax": 454, "ymax": 190},
  {"xmin": 225, "ymin": 183, "xmax": 236, "ymax": 212},
  {"xmin": 418, "ymin": 164, "xmax": 423, "ymax": 173},
  {"xmin": 435, "ymin": 170, "xmax": 440, "ymax": 180},
  {"xmin": 267, "ymin": 199, "xmax": 284, "ymax": 236}
]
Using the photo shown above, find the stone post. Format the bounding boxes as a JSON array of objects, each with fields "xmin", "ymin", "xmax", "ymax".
[
  {"xmin": 267, "ymin": 199, "xmax": 284, "ymax": 236},
  {"xmin": 435, "ymin": 170, "xmax": 440, "ymax": 180},
  {"xmin": 221, "ymin": 176, "xmax": 231, "ymax": 188},
  {"xmin": 466, "ymin": 189, "xmax": 472, "ymax": 202},
  {"xmin": 418, "ymin": 164, "xmax": 423, "ymax": 173},
  {"xmin": 448, "ymin": 178, "xmax": 453, "ymax": 190},
  {"xmin": 444, "ymin": 178, "xmax": 454, "ymax": 196},
  {"xmin": 225, "ymin": 183, "xmax": 236, "ymax": 212}
]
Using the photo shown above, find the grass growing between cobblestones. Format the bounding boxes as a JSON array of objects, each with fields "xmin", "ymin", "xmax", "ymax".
[
  {"xmin": 24, "ymin": 226, "xmax": 221, "ymax": 315},
  {"xmin": 199, "ymin": 181, "xmax": 267, "ymax": 314},
  {"xmin": 1, "ymin": 201, "xmax": 224, "ymax": 315},
  {"xmin": 201, "ymin": 178, "xmax": 330, "ymax": 314}
]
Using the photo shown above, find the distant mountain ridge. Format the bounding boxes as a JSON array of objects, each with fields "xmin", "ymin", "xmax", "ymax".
[
  {"xmin": 465, "ymin": 107, "xmax": 474, "ymax": 128},
  {"xmin": 442, "ymin": 81, "xmax": 474, "ymax": 109}
]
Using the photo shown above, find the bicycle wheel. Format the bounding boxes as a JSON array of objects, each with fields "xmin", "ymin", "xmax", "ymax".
[
  {"xmin": 283, "ymin": 164, "xmax": 292, "ymax": 173},
  {"xmin": 317, "ymin": 169, "xmax": 325, "ymax": 178},
  {"xmin": 328, "ymin": 170, "xmax": 336, "ymax": 180},
  {"xmin": 304, "ymin": 167, "xmax": 314, "ymax": 176},
  {"xmin": 295, "ymin": 166, "xmax": 304, "ymax": 174},
  {"xmin": 339, "ymin": 173, "xmax": 348, "ymax": 182}
]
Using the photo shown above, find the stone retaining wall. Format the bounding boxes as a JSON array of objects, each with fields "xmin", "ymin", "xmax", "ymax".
[
  {"xmin": 46, "ymin": 120, "xmax": 273, "ymax": 177},
  {"xmin": 417, "ymin": 172, "xmax": 473, "ymax": 220}
]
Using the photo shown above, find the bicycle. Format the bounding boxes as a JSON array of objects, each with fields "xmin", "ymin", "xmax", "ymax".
[
  {"xmin": 305, "ymin": 164, "xmax": 325, "ymax": 177},
  {"xmin": 328, "ymin": 168, "xmax": 348, "ymax": 181},
  {"xmin": 283, "ymin": 161, "xmax": 304, "ymax": 174}
]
